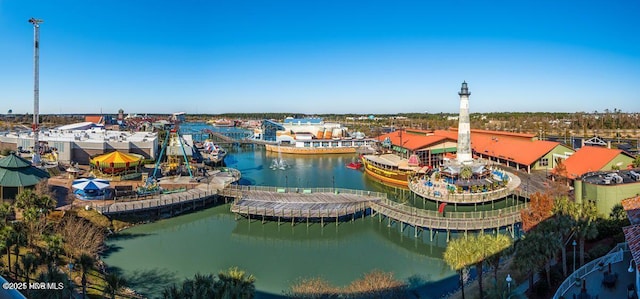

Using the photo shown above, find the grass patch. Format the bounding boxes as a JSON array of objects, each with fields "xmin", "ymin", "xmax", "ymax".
[
  {"xmin": 76, "ymin": 208, "xmax": 112, "ymax": 228},
  {"xmin": 111, "ymin": 219, "xmax": 133, "ymax": 232}
]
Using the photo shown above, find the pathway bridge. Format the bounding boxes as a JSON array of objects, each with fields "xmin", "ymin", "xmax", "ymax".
[
  {"xmin": 223, "ymin": 185, "xmax": 528, "ymax": 238},
  {"xmin": 369, "ymin": 197, "xmax": 526, "ymax": 239},
  {"xmin": 93, "ymin": 187, "xmax": 218, "ymax": 216},
  {"xmin": 200, "ymin": 129, "xmax": 252, "ymax": 144}
]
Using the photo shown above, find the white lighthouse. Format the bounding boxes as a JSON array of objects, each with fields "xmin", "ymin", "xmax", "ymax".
[{"xmin": 456, "ymin": 81, "xmax": 472, "ymax": 164}]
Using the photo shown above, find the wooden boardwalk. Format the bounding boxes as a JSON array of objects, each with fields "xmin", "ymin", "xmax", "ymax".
[
  {"xmin": 93, "ymin": 187, "xmax": 218, "ymax": 215},
  {"xmin": 225, "ymin": 185, "xmax": 526, "ymax": 235},
  {"xmin": 369, "ymin": 198, "xmax": 523, "ymax": 236},
  {"xmin": 228, "ymin": 186, "xmax": 383, "ymax": 219}
]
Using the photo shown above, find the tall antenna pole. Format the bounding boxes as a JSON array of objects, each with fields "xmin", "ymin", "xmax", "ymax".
[{"xmin": 29, "ymin": 17, "xmax": 43, "ymax": 165}]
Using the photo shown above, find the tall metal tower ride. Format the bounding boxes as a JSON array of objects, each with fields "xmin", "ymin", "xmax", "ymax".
[{"xmin": 29, "ymin": 18, "xmax": 43, "ymax": 165}]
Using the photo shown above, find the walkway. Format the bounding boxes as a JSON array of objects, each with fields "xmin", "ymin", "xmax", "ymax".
[
  {"xmin": 93, "ymin": 187, "xmax": 217, "ymax": 215},
  {"xmin": 225, "ymin": 185, "xmax": 526, "ymax": 235},
  {"xmin": 370, "ymin": 198, "xmax": 523, "ymax": 234},
  {"xmin": 88, "ymin": 168, "xmax": 239, "ymax": 215},
  {"xmin": 553, "ymin": 243, "xmax": 633, "ymax": 299},
  {"xmin": 228, "ymin": 185, "xmax": 383, "ymax": 219}
]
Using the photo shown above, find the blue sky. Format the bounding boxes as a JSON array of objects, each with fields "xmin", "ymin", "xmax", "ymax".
[{"xmin": 1, "ymin": 1, "xmax": 639, "ymax": 115}]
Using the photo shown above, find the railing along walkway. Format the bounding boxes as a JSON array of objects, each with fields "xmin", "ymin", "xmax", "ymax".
[
  {"xmin": 226, "ymin": 185, "xmax": 526, "ymax": 231},
  {"xmin": 95, "ymin": 188, "xmax": 216, "ymax": 215},
  {"xmin": 408, "ymin": 172, "xmax": 523, "ymax": 204},
  {"xmin": 228, "ymin": 185, "xmax": 384, "ymax": 219},
  {"xmin": 369, "ymin": 198, "xmax": 523, "ymax": 231},
  {"xmin": 553, "ymin": 242, "xmax": 628, "ymax": 299}
]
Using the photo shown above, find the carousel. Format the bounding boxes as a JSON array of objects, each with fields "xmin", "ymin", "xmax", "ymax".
[{"xmin": 89, "ymin": 151, "xmax": 144, "ymax": 180}]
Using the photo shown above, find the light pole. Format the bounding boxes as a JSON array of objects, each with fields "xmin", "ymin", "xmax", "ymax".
[
  {"xmin": 506, "ymin": 274, "xmax": 512, "ymax": 296},
  {"xmin": 629, "ymin": 259, "xmax": 635, "ymax": 273},
  {"xmin": 572, "ymin": 240, "xmax": 577, "ymax": 273},
  {"xmin": 285, "ymin": 175, "xmax": 288, "ymax": 190}
]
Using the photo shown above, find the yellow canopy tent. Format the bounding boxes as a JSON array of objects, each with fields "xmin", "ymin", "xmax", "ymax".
[{"xmin": 90, "ymin": 151, "xmax": 143, "ymax": 174}]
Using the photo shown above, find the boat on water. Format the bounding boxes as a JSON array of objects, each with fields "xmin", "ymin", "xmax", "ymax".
[
  {"xmin": 201, "ymin": 140, "xmax": 227, "ymax": 164},
  {"xmin": 207, "ymin": 119, "xmax": 235, "ymax": 127},
  {"xmin": 265, "ymin": 138, "xmax": 377, "ymax": 155},
  {"xmin": 361, "ymin": 154, "xmax": 423, "ymax": 186},
  {"xmin": 346, "ymin": 161, "xmax": 362, "ymax": 169}
]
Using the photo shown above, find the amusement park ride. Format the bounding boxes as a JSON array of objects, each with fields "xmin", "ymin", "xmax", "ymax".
[{"xmin": 138, "ymin": 123, "xmax": 199, "ymax": 194}]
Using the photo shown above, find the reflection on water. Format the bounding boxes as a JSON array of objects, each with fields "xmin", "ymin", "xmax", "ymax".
[
  {"xmin": 105, "ymin": 205, "xmax": 457, "ymax": 298},
  {"xmin": 104, "ymin": 128, "xmax": 460, "ymax": 298}
]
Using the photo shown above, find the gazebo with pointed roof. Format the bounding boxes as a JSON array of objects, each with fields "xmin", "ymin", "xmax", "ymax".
[{"xmin": 0, "ymin": 153, "xmax": 50, "ymax": 200}]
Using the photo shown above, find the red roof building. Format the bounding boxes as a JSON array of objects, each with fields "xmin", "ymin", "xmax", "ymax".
[
  {"xmin": 377, "ymin": 129, "xmax": 457, "ymax": 167},
  {"xmin": 85, "ymin": 115, "xmax": 104, "ymax": 124},
  {"xmin": 378, "ymin": 128, "xmax": 574, "ymax": 172},
  {"xmin": 556, "ymin": 146, "xmax": 635, "ymax": 179}
]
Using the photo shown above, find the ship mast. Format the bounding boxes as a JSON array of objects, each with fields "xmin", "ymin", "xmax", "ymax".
[{"xmin": 29, "ymin": 17, "xmax": 43, "ymax": 165}]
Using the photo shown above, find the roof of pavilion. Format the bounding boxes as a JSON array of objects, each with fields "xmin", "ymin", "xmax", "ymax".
[{"xmin": 0, "ymin": 154, "xmax": 50, "ymax": 187}]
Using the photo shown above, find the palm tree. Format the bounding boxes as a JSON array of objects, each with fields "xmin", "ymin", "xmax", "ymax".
[
  {"xmin": 15, "ymin": 189, "xmax": 38, "ymax": 210},
  {"xmin": 484, "ymin": 234, "xmax": 513, "ymax": 290},
  {"xmin": 513, "ymin": 237, "xmax": 542, "ymax": 289},
  {"xmin": 103, "ymin": 272, "xmax": 127, "ymax": 299},
  {"xmin": 460, "ymin": 166, "xmax": 473, "ymax": 180},
  {"xmin": 161, "ymin": 284, "xmax": 181, "ymax": 299},
  {"xmin": 20, "ymin": 253, "xmax": 39, "ymax": 297},
  {"xmin": 161, "ymin": 273, "xmax": 216, "ymax": 299},
  {"xmin": 181, "ymin": 277, "xmax": 195, "ymax": 299},
  {"xmin": 470, "ymin": 234, "xmax": 513, "ymax": 299},
  {"xmin": 31, "ymin": 264, "xmax": 73, "ymax": 299},
  {"xmin": 444, "ymin": 237, "xmax": 473, "ymax": 299},
  {"xmin": 44, "ymin": 233, "xmax": 64, "ymax": 267},
  {"xmin": 573, "ymin": 203, "xmax": 598, "ymax": 266},
  {"xmin": 534, "ymin": 221, "xmax": 563, "ymax": 286},
  {"xmin": 0, "ymin": 225, "xmax": 15, "ymax": 273},
  {"xmin": 215, "ymin": 267, "xmax": 256, "ymax": 299},
  {"xmin": 21, "ymin": 206, "xmax": 41, "ymax": 247},
  {"xmin": 556, "ymin": 199, "xmax": 598, "ymax": 266},
  {"xmin": 193, "ymin": 273, "xmax": 216, "ymax": 298},
  {"xmin": 0, "ymin": 202, "xmax": 12, "ymax": 224},
  {"xmin": 77, "ymin": 253, "xmax": 95, "ymax": 298},
  {"xmin": 36, "ymin": 194, "xmax": 56, "ymax": 216}
]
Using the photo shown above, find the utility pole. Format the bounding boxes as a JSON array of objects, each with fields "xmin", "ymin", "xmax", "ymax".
[{"xmin": 29, "ymin": 17, "xmax": 43, "ymax": 165}]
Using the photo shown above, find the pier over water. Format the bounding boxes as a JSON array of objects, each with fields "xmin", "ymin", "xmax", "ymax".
[
  {"xmin": 226, "ymin": 185, "xmax": 383, "ymax": 220},
  {"xmin": 223, "ymin": 184, "xmax": 527, "ymax": 237}
]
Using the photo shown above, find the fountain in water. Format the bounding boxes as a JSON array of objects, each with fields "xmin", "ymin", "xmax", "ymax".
[{"xmin": 270, "ymin": 144, "xmax": 288, "ymax": 170}]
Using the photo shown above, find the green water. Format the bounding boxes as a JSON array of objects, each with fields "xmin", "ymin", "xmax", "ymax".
[{"xmin": 103, "ymin": 146, "xmax": 464, "ymax": 298}]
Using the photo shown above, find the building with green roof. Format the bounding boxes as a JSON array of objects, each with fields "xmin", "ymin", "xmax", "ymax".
[{"xmin": 0, "ymin": 153, "xmax": 50, "ymax": 200}]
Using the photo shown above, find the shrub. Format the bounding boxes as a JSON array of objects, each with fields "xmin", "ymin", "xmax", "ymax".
[
  {"xmin": 532, "ymin": 278, "xmax": 550, "ymax": 296},
  {"xmin": 586, "ymin": 243, "xmax": 613, "ymax": 261},
  {"xmin": 287, "ymin": 277, "xmax": 338, "ymax": 299},
  {"xmin": 549, "ymin": 264, "xmax": 564, "ymax": 285}
]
